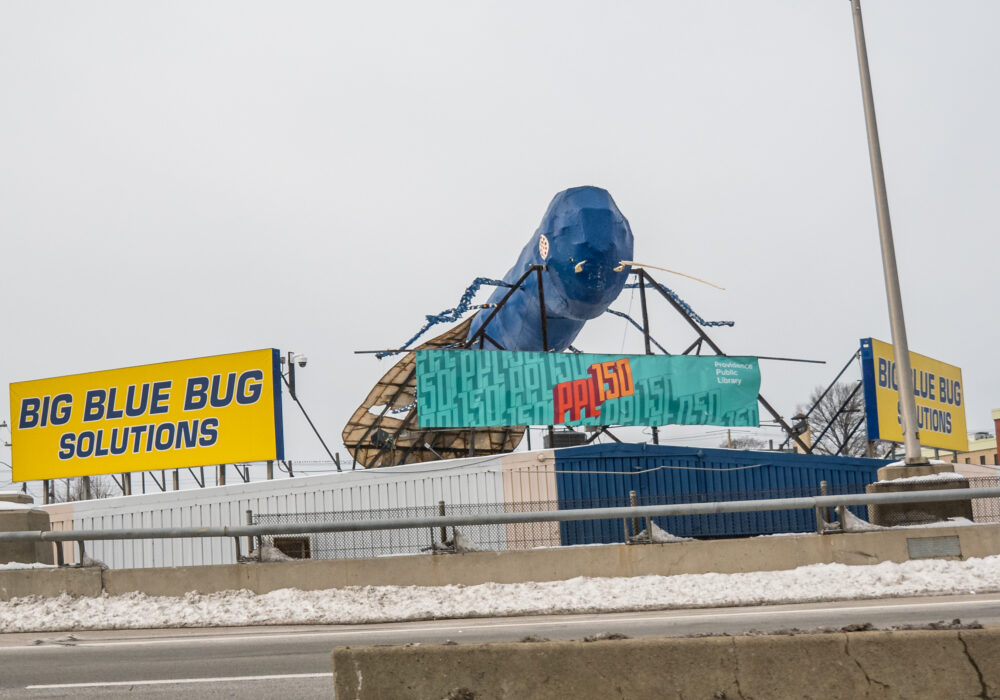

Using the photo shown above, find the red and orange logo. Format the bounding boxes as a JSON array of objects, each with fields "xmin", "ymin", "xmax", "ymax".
[{"xmin": 552, "ymin": 358, "xmax": 635, "ymax": 423}]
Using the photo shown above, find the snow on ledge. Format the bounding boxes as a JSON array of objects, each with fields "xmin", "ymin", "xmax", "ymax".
[
  {"xmin": 0, "ymin": 500, "xmax": 41, "ymax": 511},
  {"xmin": 884, "ymin": 459, "xmax": 951, "ymax": 467},
  {"xmin": 878, "ymin": 472, "xmax": 969, "ymax": 485}
]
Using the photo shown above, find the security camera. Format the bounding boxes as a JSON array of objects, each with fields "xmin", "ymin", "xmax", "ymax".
[{"xmin": 291, "ymin": 353, "xmax": 308, "ymax": 368}]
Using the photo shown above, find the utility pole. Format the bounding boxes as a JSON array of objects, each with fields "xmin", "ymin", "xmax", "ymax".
[{"xmin": 849, "ymin": 0, "xmax": 925, "ymax": 465}]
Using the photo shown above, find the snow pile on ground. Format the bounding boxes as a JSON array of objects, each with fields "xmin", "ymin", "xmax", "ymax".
[
  {"xmin": 451, "ymin": 530, "xmax": 479, "ymax": 553},
  {"xmin": 842, "ymin": 510, "xmax": 884, "ymax": 531},
  {"xmin": 248, "ymin": 545, "xmax": 295, "ymax": 562},
  {"xmin": 0, "ymin": 562, "xmax": 56, "ymax": 570},
  {"xmin": 3, "ymin": 556, "xmax": 1000, "ymax": 633},
  {"xmin": 631, "ymin": 522, "xmax": 692, "ymax": 543},
  {"xmin": 80, "ymin": 555, "xmax": 109, "ymax": 570}
]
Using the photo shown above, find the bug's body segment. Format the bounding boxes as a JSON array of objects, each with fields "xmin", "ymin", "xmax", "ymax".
[{"xmin": 466, "ymin": 186, "xmax": 634, "ymax": 351}]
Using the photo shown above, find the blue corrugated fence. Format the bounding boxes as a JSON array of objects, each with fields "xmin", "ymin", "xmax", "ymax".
[{"xmin": 553, "ymin": 443, "xmax": 889, "ymax": 544}]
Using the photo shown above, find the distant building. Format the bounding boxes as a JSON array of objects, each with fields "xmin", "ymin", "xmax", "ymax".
[{"xmin": 922, "ymin": 408, "xmax": 1000, "ymax": 473}]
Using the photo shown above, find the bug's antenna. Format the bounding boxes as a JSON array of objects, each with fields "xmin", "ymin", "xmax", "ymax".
[{"xmin": 619, "ymin": 261, "xmax": 725, "ymax": 290}]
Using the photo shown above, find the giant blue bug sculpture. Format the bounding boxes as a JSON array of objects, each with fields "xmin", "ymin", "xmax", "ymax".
[
  {"xmin": 465, "ymin": 186, "xmax": 634, "ymax": 351},
  {"xmin": 343, "ymin": 186, "xmax": 723, "ymax": 467}
]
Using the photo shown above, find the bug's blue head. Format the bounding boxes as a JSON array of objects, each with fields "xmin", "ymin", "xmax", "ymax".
[{"xmin": 535, "ymin": 186, "xmax": 634, "ymax": 321}]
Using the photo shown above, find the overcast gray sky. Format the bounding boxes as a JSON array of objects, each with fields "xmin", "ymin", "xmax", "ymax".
[{"xmin": 2, "ymin": 1, "xmax": 998, "ymax": 487}]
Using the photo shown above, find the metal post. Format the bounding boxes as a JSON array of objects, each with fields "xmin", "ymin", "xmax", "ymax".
[
  {"xmin": 536, "ymin": 266, "xmax": 555, "ymax": 451},
  {"xmin": 43, "ymin": 480, "xmax": 50, "ymax": 505},
  {"xmin": 267, "ymin": 460, "xmax": 274, "ymax": 480},
  {"xmin": 123, "ymin": 473, "xmax": 131, "ymax": 496},
  {"xmin": 287, "ymin": 352, "xmax": 297, "ymax": 401},
  {"xmin": 245, "ymin": 509, "xmax": 255, "ymax": 558},
  {"xmin": 233, "ymin": 535, "xmax": 241, "ymax": 561},
  {"xmin": 821, "ymin": 480, "xmax": 831, "ymax": 526},
  {"xmin": 629, "ymin": 490, "xmax": 639, "ymax": 539},
  {"xmin": 638, "ymin": 273, "xmax": 658, "ymax": 445},
  {"xmin": 815, "ymin": 480, "xmax": 829, "ymax": 533},
  {"xmin": 81, "ymin": 476, "xmax": 92, "ymax": 501},
  {"xmin": 141, "ymin": 473, "xmax": 146, "ymax": 495},
  {"xmin": 850, "ymin": 0, "xmax": 923, "ymax": 465},
  {"xmin": 199, "ymin": 466, "xmax": 205, "ymax": 487},
  {"xmin": 218, "ymin": 464, "xmax": 226, "ymax": 486},
  {"xmin": 172, "ymin": 470, "xmax": 180, "ymax": 490},
  {"xmin": 837, "ymin": 504, "xmax": 848, "ymax": 531},
  {"xmin": 438, "ymin": 501, "xmax": 447, "ymax": 547},
  {"xmin": 639, "ymin": 274, "xmax": 652, "ymax": 355}
]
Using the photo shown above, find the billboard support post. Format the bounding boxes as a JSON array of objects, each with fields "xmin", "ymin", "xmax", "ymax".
[
  {"xmin": 638, "ymin": 273, "xmax": 659, "ymax": 446},
  {"xmin": 850, "ymin": 0, "xmax": 924, "ymax": 464}
]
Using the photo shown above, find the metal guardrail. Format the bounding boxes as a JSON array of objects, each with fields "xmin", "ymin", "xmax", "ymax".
[{"xmin": 2, "ymin": 487, "xmax": 999, "ymax": 543}]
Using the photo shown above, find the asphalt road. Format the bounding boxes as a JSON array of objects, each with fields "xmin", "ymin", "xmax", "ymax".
[{"xmin": 2, "ymin": 593, "xmax": 999, "ymax": 698}]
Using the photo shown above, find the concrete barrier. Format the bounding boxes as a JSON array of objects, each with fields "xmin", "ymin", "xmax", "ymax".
[
  {"xmin": 2, "ymin": 523, "xmax": 999, "ymax": 601},
  {"xmin": 101, "ymin": 523, "xmax": 1000, "ymax": 598},
  {"xmin": 331, "ymin": 628, "xmax": 1000, "ymax": 699},
  {"xmin": 0, "ymin": 509, "xmax": 54, "ymax": 565},
  {"xmin": 0, "ymin": 567, "xmax": 103, "ymax": 600}
]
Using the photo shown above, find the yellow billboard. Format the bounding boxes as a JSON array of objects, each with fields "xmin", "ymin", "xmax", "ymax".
[
  {"xmin": 859, "ymin": 338, "xmax": 968, "ymax": 452},
  {"xmin": 8, "ymin": 349, "xmax": 284, "ymax": 481}
]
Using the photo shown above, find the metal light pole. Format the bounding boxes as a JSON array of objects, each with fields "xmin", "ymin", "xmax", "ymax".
[
  {"xmin": 849, "ymin": 0, "xmax": 924, "ymax": 465},
  {"xmin": 286, "ymin": 351, "xmax": 298, "ymax": 401},
  {"xmin": 281, "ymin": 351, "xmax": 342, "ymax": 471}
]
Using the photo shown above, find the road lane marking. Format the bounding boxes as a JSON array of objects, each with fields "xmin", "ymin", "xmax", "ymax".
[
  {"xmin": 26, "ymin": 672, "xmax": 331, "ymax": 689},
  {"xmin": 5, "ymin": 596, "xmax": 999, "ymax": 651}
]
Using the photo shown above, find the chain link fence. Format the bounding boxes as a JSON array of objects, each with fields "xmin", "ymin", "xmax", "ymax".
[
  {"xmin": 254, "ymin": 500, "xmax": 561, "ymax": 560},
  {"xmin": 867, "ymin": 475, "xmax": 1000, "ymax": 527},
  {"xmin": 968, "ymin": 476, "xmax": 1000, "ymax": 522},
  {"xmin": 251, "ymin": 476, "xmax": 1000, "ymax": 561}
]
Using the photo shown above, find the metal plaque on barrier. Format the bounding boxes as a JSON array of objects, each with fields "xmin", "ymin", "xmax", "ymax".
[{"xmin": 906, "ymin": 536, "xmax": 961, "ymax": 559}]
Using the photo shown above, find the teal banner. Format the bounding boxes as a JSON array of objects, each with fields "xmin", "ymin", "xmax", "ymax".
[{"xmin": 415, "ymin": 350, "xmax": 760, "ymax": 428}]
